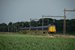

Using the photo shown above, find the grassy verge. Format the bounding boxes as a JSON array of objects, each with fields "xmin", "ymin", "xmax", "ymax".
[{"xmin": 0, "ymin": 34, "xmax": 75, "ymax": 50}]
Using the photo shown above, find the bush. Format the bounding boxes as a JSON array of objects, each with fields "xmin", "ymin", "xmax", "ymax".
[{"xmin": 19, "ymin": 30, "xmax": 27, "ymax": 34}]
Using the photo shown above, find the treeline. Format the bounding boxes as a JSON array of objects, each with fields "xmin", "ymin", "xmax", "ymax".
[{"xmin": 0, "ymin": 18, "xmax": 75, "ymax": 33}]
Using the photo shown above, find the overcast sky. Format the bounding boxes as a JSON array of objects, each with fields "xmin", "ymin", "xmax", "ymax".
[{"xmin": 0, "ymin": 0, "xmax": 75, "ymax": 24}]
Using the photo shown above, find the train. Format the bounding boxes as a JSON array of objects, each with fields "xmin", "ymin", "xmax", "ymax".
[{"xmin": 20, "ymin": 23, "xmax": 56, "ymax": 33}]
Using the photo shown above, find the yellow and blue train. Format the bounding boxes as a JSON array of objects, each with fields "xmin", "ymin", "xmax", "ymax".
[{"xmin": 20, "ymin": 23, "xmax": 56, "ymax": 33}]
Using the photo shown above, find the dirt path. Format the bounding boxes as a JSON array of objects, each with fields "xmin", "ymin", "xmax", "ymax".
[{"xmin": 47, "ymin": 34, "xmax": 75, "ymax": 38}]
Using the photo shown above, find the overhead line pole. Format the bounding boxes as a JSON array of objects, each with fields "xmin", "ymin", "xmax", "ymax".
[
  {"xmin": 64, "ymin": 9, "xmax": 75, "ymax": 34},
  {"xmin": 30, "ymin": 18, "xmax": 39, "ymax": 31},
  {"xmin": 63, "ymin": 9, "xmax": 66, "ymax": 35},
  {"xmin": 42, "ymin": 16, "xmax": 44, "ymax": 34},
  {"xmin": 29, "ymin": 18, "xmax": 31, "ymax": 31}
]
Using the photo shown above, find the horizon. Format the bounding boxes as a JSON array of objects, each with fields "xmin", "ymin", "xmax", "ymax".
[{"xmin": 0, "ymin": 17, "xmax": 75, "ymax": 24}]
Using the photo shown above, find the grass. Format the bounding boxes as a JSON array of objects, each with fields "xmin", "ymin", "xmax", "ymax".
[{"xmin": 0, "ymin": 33, "xmax": 75, "ymax": 50}]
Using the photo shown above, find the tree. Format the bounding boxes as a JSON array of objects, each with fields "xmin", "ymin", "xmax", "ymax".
[
  {"xmin": 24, "ymin": 22, "xmax": 30, "ymax": 27},
  {"xmin": 38, "ymin": 18, "xmax": 53, "ymax": 26},
  {"xmin": 70, "ymin": 19, "xmax": 75, "ymax": 33},
  {"xmin": 0, "ymin": 23, "xmax": 8, "ymax": 32},
  {"xmin": 8, "ymin": 22, "xmax": 13, "ymax": 32}
]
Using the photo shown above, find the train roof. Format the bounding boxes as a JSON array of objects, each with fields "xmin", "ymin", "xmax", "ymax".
[{"xmin": 20, "ymin": 26, "xmax": 49, "ymax": 30}]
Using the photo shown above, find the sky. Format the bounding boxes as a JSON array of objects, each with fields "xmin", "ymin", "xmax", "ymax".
[{"xmin": 0, "ymin": 0, "xmax": 75, "ymax": 24}]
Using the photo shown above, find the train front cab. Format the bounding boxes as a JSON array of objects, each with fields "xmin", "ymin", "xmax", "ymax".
[{"xmin": 48, "ymin": 24, "xmax": 56, "ymax": 34}]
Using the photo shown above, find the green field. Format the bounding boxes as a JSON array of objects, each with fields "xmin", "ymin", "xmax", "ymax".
[{"xmin": 0, "ymin": 34, "xmax": 75, "ymax": 50}]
